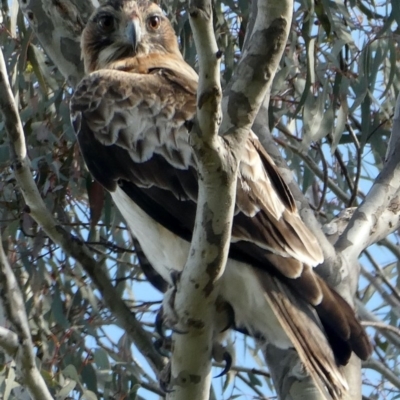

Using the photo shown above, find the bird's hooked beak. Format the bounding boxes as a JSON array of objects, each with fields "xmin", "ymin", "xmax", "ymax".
[{"xmin": 125, "ymin": 18, "xmax": 141, "ymax": 53}]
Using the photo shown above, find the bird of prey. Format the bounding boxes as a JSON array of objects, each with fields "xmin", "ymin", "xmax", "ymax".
[{"xmin": 70, "ymin": 0, "xmax": 372, "ymax": 398}]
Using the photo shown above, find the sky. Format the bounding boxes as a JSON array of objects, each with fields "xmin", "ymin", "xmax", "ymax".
[{"xmin": 2, "ymin": 0, "xmax": 398, "ymax": 398}]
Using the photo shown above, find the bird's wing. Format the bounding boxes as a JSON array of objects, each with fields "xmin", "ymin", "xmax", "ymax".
[
  {"xmin": 70, "ymin": 66, "xmax": 371, "ymax": 399},
  {"xmin": 70, "ymin": 67, "xmax": 321, "ymax": 278}
]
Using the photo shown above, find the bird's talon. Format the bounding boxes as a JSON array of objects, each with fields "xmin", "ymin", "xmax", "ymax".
[
  {"xmin": 214, "ymin": 350, "xmax": 233, "ymax": 378},
  {"xmin": 212, "ymin": 343, "xmax": 233, "ymax": 378}
]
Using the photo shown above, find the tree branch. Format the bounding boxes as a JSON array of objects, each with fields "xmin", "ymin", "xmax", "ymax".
[
  {"xmin": 0, "ymin": 326, "xmax": 19, "ymax": 355},
  {"xmin": 363, "ymin": 358, "xmax": 400, "ymax": 389},
  {"xmin": 0, "ymin": 46, "xmax": 165, "ymax": 376},
  {"xmin": 167, "ymin": 1, "xmax": 228, "ymax": 399},
  {"xmin": 17, "ymin": 0, "xmax": 93, "ymax": 85},
  {"xmin": 0, "ymin": 240, "xmax": 53, "ymax": 400},
  {"xmin": 169, "ymin": 1, "xmax": 293, "ymax": 399},
  {"xmin": 357, "ymin": 299, "xmax": 400, "ymax": 348},
  {"xmin": 335, "ymin": 92, "xmax": 400, "ymax": 277},
  {"xmin": 220, "ymin": 0, "xmax": 292, "ymax": 138},
  {"xmin": 361, "ymin": 321, "xmax": 400, "ymax": 339}
]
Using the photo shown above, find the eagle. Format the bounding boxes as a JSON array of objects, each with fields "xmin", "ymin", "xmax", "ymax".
[{"xmin": 70, "ymin": 0, "xmax": 372, "ymax": 398}]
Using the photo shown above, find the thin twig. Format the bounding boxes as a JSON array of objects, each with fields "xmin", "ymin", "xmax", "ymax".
[
  {"xmin": 236, "ymin": 372, "xmax": 270, "ymax": 399},
  {"xmin": 274, "ymin": 137, "xmax": 350, "ymax": 202},
  {"xmin": 363, "ymin": 358, "xmax": 400, "ymax": 389},
  {"xmin": 0, "ymin": 240, "xmax": 53, "ymax": 400},
  {"xmin": 315, "ymin": 143, "xmax": 328, "ymax": 212},
  {"xmin": 334, "ymin": 147, "xmax": 354, "ymax": 193},
  {"xmin": 213, "ymin": 362, "xmax": 271, "ymax": 378},
  {"xmin": 347, "ymin": 123, "xmax": 361, "ymax": 207},
  {"xmin": 0, "ymin": 46, "xmax": 165, "ymax": 375},
  {"xmin": 360, "ymin": 267, "xmax": 400, "ymax": 319},
  {"xmin": 364, "ymin": 250, "xmax": 400, "ymax": 303},
  {"xmin": 379, "ymin": 237, "xmax": 400, "ymax": 260},
  {"xmin": 361, "ymin": 321, "xmax": 400, "ymax": 338}
]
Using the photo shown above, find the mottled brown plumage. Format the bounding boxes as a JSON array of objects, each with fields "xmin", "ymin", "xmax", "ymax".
[{"xmin": 70, "ymin": 1, "xmax": 372, "ymax": 398}]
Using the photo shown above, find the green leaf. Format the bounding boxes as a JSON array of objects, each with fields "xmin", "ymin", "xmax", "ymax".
[
  {"xmin": 247, "ymin": 372, "xmax": 262, "ymax": 387},
  {"xmin": 94, "ymin": 348, "xmax": 110, "ymax": 370},
  {"xmin": 315, "ymin": 0, "xmax": 331, "ymax": 37},
  {"xmin": 27, "ymin": 43, "xmax": 58, "ymax": 96},
  {"xmin": 331, "ymin": 100, "xmax": 348, "ymax": 154},
  {"xmin": 380, "ymin": 37, "xmax": 396, "ymax": 100},
  {"xmin": 82, "ymin": 364, "xmax": 98, "ymax": 394},
  {"xmin": 82, "ymin": 390, "xmax": 98, "ymax": 400},
  {"xmin": 302, "ymin": 162, "xmax": 314, "ymax": 194},
  {"xmin": 62, "ymin": 365, "xmax": 80, "ymax": 382},
  {"xmin": 51, "ymin": 287, "xmax": 69, "ymax": 328},
  {"xmin": 0, "ymin": 144, "xmax": 10, "ymax": 166},
  {"xmin": 129, "ymin": 383, "xmax": 140, "ymax": 399},
  {"xmin": 301, "ymin": 93, "xmax": 325, "ymax": 149},
  {"xmin": 56, "ymin": 380, "xmax": 77, "ymax": 400}
]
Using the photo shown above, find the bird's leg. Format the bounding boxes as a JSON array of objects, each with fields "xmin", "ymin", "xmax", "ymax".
[
  {"xmin": 212, "ymin": 297, "xmax": 235, "ymax": 377},
  {"xmin": 157, "ymin": 281, "xmax": 234, "ymax": 384},
  {"xmin": 215, "ymin": 296, "xmax": 235, "ymax": 333},
  {"xmin": 163, "ymin": 271, "xmax": 188, "ymax": 333},
  {"xmin": 155, "ymin": 271, "xmax": 188, "ymax": 338}
]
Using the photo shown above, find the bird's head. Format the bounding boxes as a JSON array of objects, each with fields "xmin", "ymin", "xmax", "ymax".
[{"xmin": 82, "ymin": 0, "xmax": 181, "ymax": 73}]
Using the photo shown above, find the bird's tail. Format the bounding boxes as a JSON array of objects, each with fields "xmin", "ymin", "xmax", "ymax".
[{"xmin": 254, "ymin": 269, "xmax": 370, "ymax": 400}]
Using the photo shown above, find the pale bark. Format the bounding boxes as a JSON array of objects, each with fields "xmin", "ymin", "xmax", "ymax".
[
  {"xmin": 335, "ymin": 93, "xmax": 400, "ymax": 296},
  {"xmin": 0, "ymin": 307, "xmax": 31, "ymax": 400},
  {"xmin": 357, "ymin": 300, "xmax": 400, "ymax": 349},
  {"xmin": 0, "ymin": 326, "xmax": 20, "ymax": 355},
  {"xmin": 169, "ymin": 0, "xmax": 293, "ymax": 398},
  {"xmin": 0, "ymin": 239, "xmax": 53, "ymax": 400},
  {"xmin": 363, "ymin": 358, "xmax": 400, "ymax": 388},
  {"xmin": 221, "ymin": 0, "xmax": 293, "ymax": 138},
  {"xmin": 167, "ymin": 1, "xmax": 227, "ymax": 399},
  {"xmin": 0, "ymin": 266, "xmax": 31, "ymax": 400},
  {"xmin": 17, "ymin": 0, "xmax": 94, "ymax": 85}
]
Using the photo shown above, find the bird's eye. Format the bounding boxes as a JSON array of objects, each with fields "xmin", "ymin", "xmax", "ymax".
[
  {"xmin": 147, "ymin": 15, "xmax": 161, "ymax": 30},
  {"xmin": 98, "ymin": 15, "xmax": 114, "ymax": 32}
]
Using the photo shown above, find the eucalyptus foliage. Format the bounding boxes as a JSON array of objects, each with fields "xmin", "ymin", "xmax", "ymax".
[{"xmin": 0, "ymin": 0, "xmax": 399, "ymax": 399}]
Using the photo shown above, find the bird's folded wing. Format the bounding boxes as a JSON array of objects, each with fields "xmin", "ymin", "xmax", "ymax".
[
  {"xmin": 70, "ymin": 69, "xmax": 322, "ymax": 280},
  {"xmin": 70, "ymin": 68, "xmax": 371, "ymax": 370}
]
